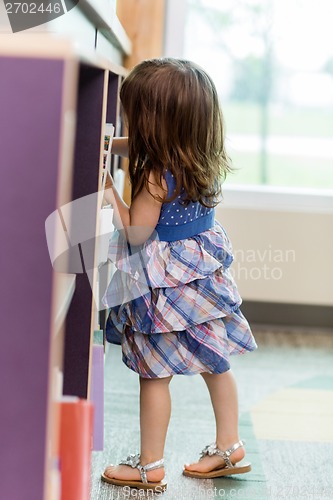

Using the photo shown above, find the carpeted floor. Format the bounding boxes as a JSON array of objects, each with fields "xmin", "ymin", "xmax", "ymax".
[{"xmin": 90, "ymin": 327, "xmax": 333, "ymax": 500}]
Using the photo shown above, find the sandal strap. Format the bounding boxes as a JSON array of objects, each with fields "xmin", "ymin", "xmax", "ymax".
[
  {"xmin": 138, "ymin": 458, "xmax": 164, "ymax": 483},
  {"xmin": 200, "ymin": 440, "xmax": 245, "ymax": 469},
  {"xmin": 119, "ymin": 454, "xmax": 164, "ymax": 484}
]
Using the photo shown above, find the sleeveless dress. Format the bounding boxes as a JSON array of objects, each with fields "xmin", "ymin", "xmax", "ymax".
[{"xmin": 102, "ymin": 171, "xmax": 257, "ymax": 378}]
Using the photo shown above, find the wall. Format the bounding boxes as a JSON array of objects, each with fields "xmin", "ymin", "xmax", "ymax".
[
  {"xmin": 117, "ymin": 0, "xmax": 165, "ymax": 68},
  {"xmin": 116, "ymin": 0, "xmax": 166, "ymax": 204},
  {"xmin": 216, "ymin": 186, "xmax": 333, "ymax": 308}
]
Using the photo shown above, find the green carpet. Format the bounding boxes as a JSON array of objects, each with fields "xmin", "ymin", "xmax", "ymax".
[
  {"xmin": 291, "ymin": 375, "xmax": 333, "ymax": 391},
  {"xmin": 92, "ymin": 337, "xmax": 333, "ymax": 499},
  {"xmin": 213, "ymin": 412, "xmax": 269, "ymax": 500}
]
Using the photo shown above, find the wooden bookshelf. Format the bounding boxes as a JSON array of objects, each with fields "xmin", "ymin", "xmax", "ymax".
[{"xmin": 0, "ymin": 13, "xmax": 128, "ymax": 500}]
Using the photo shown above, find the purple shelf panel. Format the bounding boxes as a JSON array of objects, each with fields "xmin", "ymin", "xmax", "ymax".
[
  {"xmin": 107, "ymin": 73, "xmax": 122, "ymax": 176},
  {"xmin": 0, "ymin": 56, "xmax": 65, "ymax": 500},
  {"xmin": 91, "ymin": 344, "xmax": 104, "ymax": 451},
  {"xmin": 63, "ymin": 64, "xmax": 105, "ymax": 399},
  {"xmin": 106, "ymin": 72, "xmax": 120, "ymax": 126}
]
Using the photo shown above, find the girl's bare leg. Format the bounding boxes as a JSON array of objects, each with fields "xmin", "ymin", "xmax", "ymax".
[
  {"xmin": 104, "ymin": 375, "xmax": 172, "ymax": 482},
  {"xmin": 184, "ymin": 369, "xmax": 245, "ymax": 472}
]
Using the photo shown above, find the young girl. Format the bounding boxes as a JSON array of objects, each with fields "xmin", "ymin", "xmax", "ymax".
[{"xmin": 101, "ymin": 58, "xmax": 257, "ymax": 492}]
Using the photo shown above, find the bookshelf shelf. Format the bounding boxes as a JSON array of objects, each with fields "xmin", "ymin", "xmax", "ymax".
[
  {"xmin": 0, "ymin": 14, "xmax": 126, "ymax": 500},
  {"xmin": 54, "ymin": 274, "xmax": 76, "ymax": 334}
]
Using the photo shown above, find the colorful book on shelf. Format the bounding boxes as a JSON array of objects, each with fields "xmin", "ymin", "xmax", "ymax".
[
  {"xmin": 103, "ymin": 122, "xmax": 115, "ymax": 176},
  {"xmin": 91, "ymin": 337, "xmax": 104, "ymax": 451},
  {"xmin": 58, "ymin": 398, "xmax": 94, "ymax": 500}
]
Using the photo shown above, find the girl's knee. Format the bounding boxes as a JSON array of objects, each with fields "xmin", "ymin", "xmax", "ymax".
[
  {"xmin": 200, "ymin": 369, "xmax": 232, "ymax": 381},
  {"xmin": 140, "ymin": 375, "xmax": 173, "ymax": 386}
]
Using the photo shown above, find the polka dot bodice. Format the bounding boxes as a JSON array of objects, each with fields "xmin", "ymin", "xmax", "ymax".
[{"xmin": 155, "ymin": 170, "xmax": 215, "ymax": 242}]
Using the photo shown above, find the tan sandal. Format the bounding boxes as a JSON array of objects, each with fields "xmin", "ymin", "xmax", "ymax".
[
  {"xmin": 101, "ymin": 453, "xmax": 167, "ymax": 492},
  {"xmin": 183, "ymin": 440, "xmax": 251, "ymax": 478}
]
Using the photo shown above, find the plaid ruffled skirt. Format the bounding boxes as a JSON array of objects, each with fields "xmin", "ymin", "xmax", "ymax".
[{"xmin": 102, "ymin": 221, "xmax": 257, "ymax": 378}]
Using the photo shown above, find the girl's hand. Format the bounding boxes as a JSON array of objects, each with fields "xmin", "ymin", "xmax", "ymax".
[
  {"xmin": 111, "ymin": 137, "xmax": 128, "ymax": 157},
  {"xmin": 103, "ymin": 171, "xmax": 114, "ymax": 205},
  {"xmin": 105, "ymin": 170, "xmax": 114, "ymax": 189}
]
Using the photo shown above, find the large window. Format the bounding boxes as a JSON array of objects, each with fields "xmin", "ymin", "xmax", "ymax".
[{"xmin": 182, "ymin": 0, "xmax": 333, "ymax": 189}]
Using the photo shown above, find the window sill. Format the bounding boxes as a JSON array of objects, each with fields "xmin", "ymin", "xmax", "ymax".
[{"xmin": 222, "ymin": 184, "xmax": 333, "ymax": 214}]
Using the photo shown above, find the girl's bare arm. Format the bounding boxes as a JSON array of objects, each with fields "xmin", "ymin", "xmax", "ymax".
[
  {"xmin": 104, "ymin": 170, "xmax": 165, "ymax": 245},
  {"xmin": 111, "ymin": 137, "xmax": 128, "ymax": 157}
]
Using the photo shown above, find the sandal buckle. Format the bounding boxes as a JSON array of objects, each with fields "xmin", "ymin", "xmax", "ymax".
[{"xmin": 119, "ymin": 454, "xmax": 164, "ymax": 484}]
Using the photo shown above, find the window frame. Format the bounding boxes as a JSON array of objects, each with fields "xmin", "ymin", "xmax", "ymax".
[{"xmin": 163, "ymin": 0, "xmax": 333, "ymax": 208}]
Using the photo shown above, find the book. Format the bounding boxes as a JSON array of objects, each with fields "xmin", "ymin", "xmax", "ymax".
[{"xmin": 103, "ymin": 122, "xmax": 114, "ymax": 177}]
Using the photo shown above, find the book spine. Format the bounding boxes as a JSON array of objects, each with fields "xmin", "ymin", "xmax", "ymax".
[{"xmin": 58, "ymin": 399, "xmax": 94, "ymax": 500}]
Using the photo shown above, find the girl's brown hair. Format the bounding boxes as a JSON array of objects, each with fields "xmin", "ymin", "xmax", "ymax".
[{"xmin": 120, "ymin": 58, "xmax": 232, "ymax": 207}]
